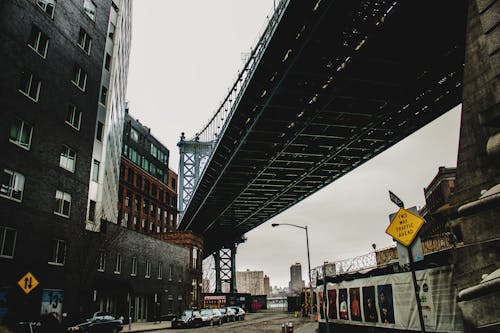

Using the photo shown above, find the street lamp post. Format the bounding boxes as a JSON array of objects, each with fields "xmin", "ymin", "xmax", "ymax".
[{"xmin": 272, "ymin": 223, "xmax": 315, "ymax": 322}]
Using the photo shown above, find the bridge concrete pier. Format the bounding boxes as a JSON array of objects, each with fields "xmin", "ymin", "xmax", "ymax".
[{"xmin": 451, "ymin": 0, "xmax": 500, "ymax": 331}]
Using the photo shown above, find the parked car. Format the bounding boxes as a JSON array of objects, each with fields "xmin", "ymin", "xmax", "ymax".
[
  {"xmin": 228, "ymin": 306, "xmax": 245, "ymax": 321},
  {"xmin": 15, "ymin": 322, "xmax": 41, "ymax": 333},
  {"xmin": 67, "ymin": 312, "xmax": 123, "ymax": 333},
  {"xmin": 209, "ymin": 309, "xmax": 222, "ymax": 325},
  {"xmin": 218, "ymin": 307, "xmax": 235, "ymax": 323},
  {"xmin": 199, "ymin": 309, "xmax": 217, "ymax": 326},
  {"xmin": 171, "ymin": 310, "xmax": 202, "ymax": 329}
]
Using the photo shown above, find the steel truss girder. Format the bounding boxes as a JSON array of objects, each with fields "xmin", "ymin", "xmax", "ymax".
[
  {"xmin": 178, "ymin": 136, "xmax": 214, "ymax": 215},
  {"xmin": 213, "ymin": 245, "xmax": 237, "ymax": 293}
]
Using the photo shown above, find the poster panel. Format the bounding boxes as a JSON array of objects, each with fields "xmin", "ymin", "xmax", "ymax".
[
  {"xmin": 349, "ymin": 288, "xmax": 362, "ymax": 321},
  {"xmin": 327, "ymin": 289, "xmax": 337, "ymax": 320},
  {"xmin": 40, "ymin": 289, "xmax": 64, "ymax": 322},
  {"xmin": 0, "ymin": 288, "xmax": 7, "ymax": 323},
  {"xmin": 338, "ymin": 288, "xmax": 348, "ymax": 320},
  {"xmin": 378, "ymin": 284, "xmax": 395, "ymax": 323},
  {"xmin": 362, "ymin": 286, "xmax": 378, "ymax": 322}
]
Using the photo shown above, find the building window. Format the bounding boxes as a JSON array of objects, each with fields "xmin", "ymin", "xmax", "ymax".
[
  {"xmin": 54, "ymin": 190, "xmax": 71, "ymax": 218},
  {"xmin": 77, "ymin": 28, "xmax": 92, "ymax": 54},
  {"xmin": 28, "ymin": 25, "xmax": 49, "ymax": 58},
  {"xmin": 125, "ymin": 193, "xmax": 130, "ymax": 207},
  {"xmin": 1, "ymin": 169, "xmax": 25, "ymax": 202},
  {"xmin": 104, "ymin": 53, "xmax": 111, "ymax": 71},
  {"xmin": 98, "ymin": 251, "xmax": 105, "ymax": 272},
  {"xmin": 145, "ymin": 260, "xmax": 151, "ymax": 278},
  {"xmin": 144, "ymin": 180, "xmax": 149, "ymax": 194},
  {"xmin": 59, "ymin": 145, "xmax": 76, "ymax": 172},
  {"xmin": 49, "ymin": 239, "xmax": 66, "ymax": 265},
  {"xmin": 131, "ymin": 257, "xmax": 137, "ymax": 276},
  {"xmin": 100, "ymin": 86, "xmax": 107, "ymax": 105},
  {"xmin": 169, "ymin": 264, "xmax": 173, "ymax": 281},
  {"xmin": 88, "ymin": 200, "xmax": 96, "ymax": 222},
  {"xmin": 0, "ymin": 226, "xmax": 17, "ymax": 258},
  {"xmin": 36, "ymin": 0, "xmax": 56, "ymax": 18},
  {"xmin": 19, "ymin": 70, "xmax": 41, "ymax": 102},
  {"xmin": 141, "ymin": 158, "xmax": 149, "ymax": 172},
  {"xmin": 136, "ymin": 175, "xmax": 142, "ymax": 189},
  {"xmin": 135, "ymin": 198, "xmax": 139, "ymax": 211},
  {"xmin": 157, "ymin": 261, "xmax": 163, "ymax": 279},
  {"xmin": 83, "ymin": 0, "xmax": 97, "ymax": 21},
  {"xmin": 9, "ymin": 119, "xmax": 33, "ymax": 150},
  {"xmin": 108, "ymin": 22, "xmax": 115, "ymax": 40},
  {"xmin": 114, "ymin": 253, "xmax": 121, "ymax": 274},
  {"xmin": 71, "ymin": 64, "xmax": 87, "ymax": 91},
  {"xmin": 130, "ymin": 128, "xmax": 139, "ymax": 142},
  {"xmin": 92, "ymin": 160, "xmax": 100, "ymax": 182},
  {"xmin": 96, "ymin": 121, "xmax": 104, "ymax": 141},
  {"xmin": 192, "ymin": 247, "xmax": 198, "ymax": 269},
  {"xmin": 66, "ymin": 105, "xmax": 81, "ymax": 130}
]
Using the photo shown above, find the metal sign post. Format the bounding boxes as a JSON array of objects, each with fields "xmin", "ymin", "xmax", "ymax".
[
  {"xmin": 408, "ymin": 245, "xmax": 426, "ymax": 333},
  {"xmin": 386, "ymin": 207, "xmax": 426, "ymax": 333},
  {"xmin": 323, "ymin": 262, "xmax": 330, "ymax": 333}
]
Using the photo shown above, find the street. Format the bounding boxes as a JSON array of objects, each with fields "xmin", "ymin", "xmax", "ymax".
[{"xmin": 148, "ymin": 311, "xmax": 317, "ymax": 333}]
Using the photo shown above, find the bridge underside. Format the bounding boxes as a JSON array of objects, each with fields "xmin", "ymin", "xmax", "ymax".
[{"xmin": 180, "ymin": 0, "xmax": 467, "ymax": 256}]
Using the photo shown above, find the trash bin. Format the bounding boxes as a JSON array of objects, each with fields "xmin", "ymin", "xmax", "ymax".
[{"xmin": 286, "ymin": 322, "xmax": 293, "ymax": 333}]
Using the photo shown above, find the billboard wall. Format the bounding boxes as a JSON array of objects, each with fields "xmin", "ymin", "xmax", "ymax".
[{"xmin": 316, "ymin": 266, "xmax": 462, "ymax": 332}]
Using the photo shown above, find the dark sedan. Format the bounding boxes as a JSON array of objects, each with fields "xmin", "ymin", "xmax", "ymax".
[
  {"xmin": 66, "ymin": 312, "xmax": 123, "ymax": 333},
  {"xmin": 171, "ymin": 310, "xmax": 203, "ymax": 329}
]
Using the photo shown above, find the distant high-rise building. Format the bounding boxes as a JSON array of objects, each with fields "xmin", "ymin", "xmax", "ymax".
[
  {"xmin": 289, "ymin": 263, "xmax": 305, "ymax": 295},
  {"xmin": 236, "ymin": 269, "xmax": 266, "ymax": 295},
  {"xmin": 203, "ymin": 278, "xmax": 211, "ymax": 293},
  {"xmin": 264, "ymin": 275, "xmax": 270, "ymax": 296}
]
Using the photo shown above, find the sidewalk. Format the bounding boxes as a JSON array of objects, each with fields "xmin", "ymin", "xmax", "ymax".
[{"xmin": 120, "ymin": 320, "xmax": 171, "ymax": 332}]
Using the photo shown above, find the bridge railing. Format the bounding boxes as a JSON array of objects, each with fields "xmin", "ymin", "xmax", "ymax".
[
  {"xmin": 188, "ymin": 0, "xmax": 289, "ymax": 145},
  {"xmin": 178, "ymin": 0, "xmax": 290, "ymax": 216}
]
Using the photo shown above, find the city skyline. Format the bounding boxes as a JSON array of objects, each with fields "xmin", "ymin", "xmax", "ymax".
[{"xmin": 127, "ymin": 1, "xmax": 461, "ymax": 288}]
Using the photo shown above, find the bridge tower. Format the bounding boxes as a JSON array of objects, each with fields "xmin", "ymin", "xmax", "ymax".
[
  {"xmin": 177, "ymin": 133, "xmax": 214, "ymax": 215},
  {"xmin": 213, "ymin": 244, "xmax": 238, "ymax": 293},
  {"xmin": 178, "ymin": 133, "xmax": 240, "ymax": 294}
]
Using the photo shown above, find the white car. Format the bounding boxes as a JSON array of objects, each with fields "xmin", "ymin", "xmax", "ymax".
[{"xmin": 228, "ymin": 306, "xmax": 245, "ymax": 320}]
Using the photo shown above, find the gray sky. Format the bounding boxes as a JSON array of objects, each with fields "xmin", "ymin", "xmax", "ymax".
[{"xmin": 126, "ymin": 1, "xmax": 461, "ymax": 288}]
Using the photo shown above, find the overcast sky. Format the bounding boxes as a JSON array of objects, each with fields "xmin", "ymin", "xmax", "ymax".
[{"xmin": 126, "ymin": 1, "xmax": 462, "ymax": 288}]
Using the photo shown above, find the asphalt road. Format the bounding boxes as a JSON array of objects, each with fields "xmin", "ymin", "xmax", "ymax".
[{"xmin": 164, "ymin": 311, "xmax": 317, "ymax": 333}]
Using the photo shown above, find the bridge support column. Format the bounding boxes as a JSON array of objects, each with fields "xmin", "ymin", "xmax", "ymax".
[
  {"xmin": 213, "ymin": 245, "xmax": 238, "ymax": 294},
  {"xmin": 214, "ymin": 252, "xmax": 221, "ymax": 293},
  {"xmin": 451, "ymin": 0, "xmax": 500, "ymax": 331}
]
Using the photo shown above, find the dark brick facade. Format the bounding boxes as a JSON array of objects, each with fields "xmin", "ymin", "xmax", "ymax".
[
  {"xmin": 153, "ymin": 231, "xmax": 204, "ymax": 308},
  {"xmin": 0, "ymin": 0, "xmax": 110, "ymax": 325},
  {"xmin": 91, "ymin": 223, "xmax": 190, "ymax": 323}
]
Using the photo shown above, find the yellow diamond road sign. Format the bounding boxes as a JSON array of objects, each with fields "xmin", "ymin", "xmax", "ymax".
[
  {"xmin": 386, "ymin": 208, "xmax": 425, "ymax": 247},
  {"xmin": 18, "ymin": 272, "xmax": 39, "ymax": 294}
]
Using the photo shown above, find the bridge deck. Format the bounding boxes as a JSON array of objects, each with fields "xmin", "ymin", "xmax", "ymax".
[{"xmin": 179, "ymin": 0, "xmax": 467, "ymax": 255}]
